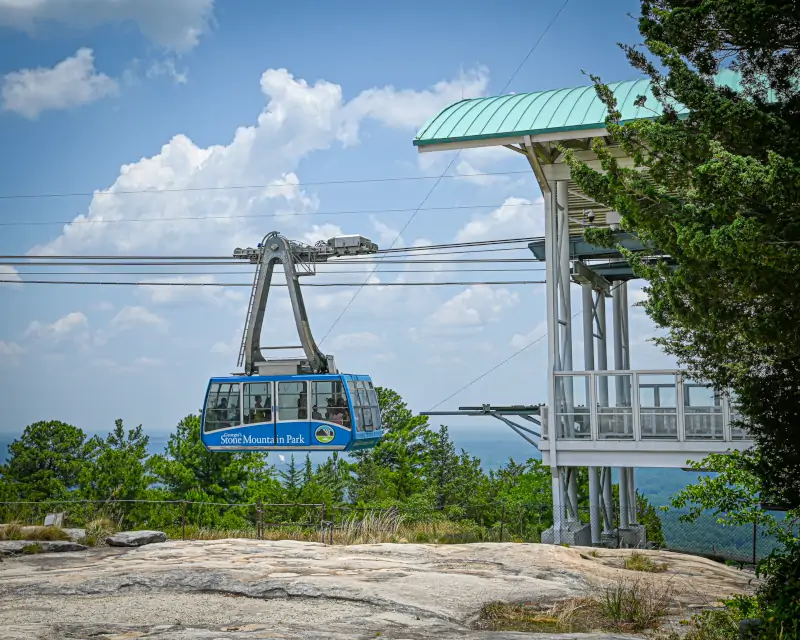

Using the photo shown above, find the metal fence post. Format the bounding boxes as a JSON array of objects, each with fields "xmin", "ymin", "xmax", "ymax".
[
  {"xmin": 181, "ymin": 501, "xmax": 186, "ymax": 541},
  {"xmin": 257, "ymin": 497, "xmax": 263, "ymax": 540},
  {"xmin": 752, "ymin": 519, "xmax": 757, "ymax": 566}
]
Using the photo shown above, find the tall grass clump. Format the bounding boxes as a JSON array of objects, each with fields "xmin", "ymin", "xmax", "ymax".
[
  {"xmin": 598, "ymin": 576, "xmax": 674, "ymax": 630},
  {"xmin": 624, "ymin": 551, "xmax": 668, "ymax": 573}
]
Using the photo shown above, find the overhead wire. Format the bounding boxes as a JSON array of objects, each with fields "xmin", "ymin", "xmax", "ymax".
[
  {"xmin": 0, "ymin": 279, "xmax": 545, "ymax": 287},
  {"xmin": 0, "ymin": 201, "xmax": 542, "ymax": 228},
  {"xmin": 316, "ymin": 0, "xmax": 570, "ymax": 345},
  {"xmin": 9, "ymin": 268, "xmax": 546, "ymax": 275},
  {"xmin": 427, "ymin": 280, "xmax": 626, "ymax": 410},
  {"xmin": 0, "ymin": 258, "xmax": 541, "ymax": 266},
  {"xmin": 0, "ymin": 170, "xmax": 535, "ymax": 201},
  {"xmin": 0, "ymin": 235, "xmax": 540, "ymax": 261}
]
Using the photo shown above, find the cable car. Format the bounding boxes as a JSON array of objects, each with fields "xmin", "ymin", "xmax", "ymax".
[
  {"xmin": 200, "ymin": 232, "xmax": 383, "ymax": 452},
  {"xmin": 202, "ymin": 374, "xmax": 381, "ymax": 451}
]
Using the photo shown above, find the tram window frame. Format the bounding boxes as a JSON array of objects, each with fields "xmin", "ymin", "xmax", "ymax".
[
  {"xmin": 348, "ymin": 379, "xmax": 380, "ymax": 433},
  {"xmin": 311, "ymin": 380, "xmax": 351, "ymax": 428},
  {"xmin": 243, "ymin": 382, "xmax": 272, "ymax": 424},
  {"xmin": 204, "ymin": 382, "xmax": 242, "ymax": 432},
  {"xmin": 278, "ymin": 381, "xmax": 308, "ymax": 422}
]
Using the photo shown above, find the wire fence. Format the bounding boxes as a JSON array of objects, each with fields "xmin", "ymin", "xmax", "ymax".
[{"xmin": 0, "ymin": 498, "xmax": 787, "ymax": 564}]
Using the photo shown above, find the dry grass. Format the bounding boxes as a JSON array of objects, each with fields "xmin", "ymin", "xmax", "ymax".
[
  {"xmin": 167, "ymin": 512, "xmax": 490, "ymax": 546},
  {"xmin": 474, "ymin": 576, "xmax": 675, "ymax": 634},
  {"xmin": 598, "ymin": 575, "xmax": 675, "ymax": 631},
  {"xmin": 81, "ymin": 518, "xmax": 118, "ymax": 547},
  {"xmin": 0, "ymin": 522, "xmax": 23, "ymax": 540},
  {"xmin": 624, "ymin": 551, "xmax": 669, "ymax": 573},
  {"xmin": 475, "ymin": 598, "xmax": 604, "ymax": 633},
  {"xmin": 0, "ymin": 524, "xmax": 69, "ymax": 541}
]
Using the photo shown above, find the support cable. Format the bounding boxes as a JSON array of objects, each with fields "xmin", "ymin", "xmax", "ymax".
[
  {"xmin": 317, "ymin": 0, "xmax": 571, "ymax": 345},
  {"xmin": 427, "ymin": 279, "xmax": 624, "ymax": 410}
]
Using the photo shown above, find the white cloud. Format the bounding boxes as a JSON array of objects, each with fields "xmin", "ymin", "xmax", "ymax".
[
  {"xmin": 302, "ymin": 223, "xmax": 344, "ymax": 245},
  {"xmin": 23, "ymin": 311, "xmax": 89, "ymax": 345},
  {"xmin": 341, "ymin": 66, "xmax": 489, "ymax": 145},
  {"xmin": 133, "ymin": 355, "xmax": 164, "ymax": 367},
  {"xmin": 146, "ymin": 58, "xmax": 188, "ymax": 85},
  {"xmin": 454, "ymin": 146, "xmax": 518, "ymax": 186},
  {"xmin": 109, "ymin": 305, "xmax": 168, "ymax": 332},
  {"xmin": 138, "ymin": 275, "xmax": 245, "ymax": 306},
  {"xmin": 0, "ymin": 265, "xmax": 22, "ymax": 288},
  {"xmin": 91, "ymin": 355, "xmax": 166, "ymax": 373},
  {"xmin": 455, "ymin": 196, "xmax": 544, "ymax": 243},
  {"xmin": 510, "ymin": 321, "xmax": 548, "ymax": 349},
  {"xmin": 328, "ymin": 331, "xmax": 380, "ymax": 351},
  {"xmin": 210, "ymin": 340, "xmax": 231, "ymax": 354},
  {"xmin": 0, "ymin": 0, "xmax": 214, "ymax": 52},
  {"xmin": 370, "ymin": 219, "xmax": 405, "ymax": 250},
  {"xmin": 29, "ymin": 67, "xmax": 484, "ymax": 257},
  {"xmin": 0, "ymin": 341, "xmax": 24, "ymax": 356},
  {"xmin": 2, "ymin": 48, "xmax": 118, "ymax": 119},
  {"xmin": 430, "ymin": 285, "xmax": 519, "ymax": 327}
]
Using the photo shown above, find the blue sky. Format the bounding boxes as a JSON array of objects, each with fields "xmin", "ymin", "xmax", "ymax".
[{"xmin": 0, "ymin": 0, "xmax": 676, "ymax": 439}]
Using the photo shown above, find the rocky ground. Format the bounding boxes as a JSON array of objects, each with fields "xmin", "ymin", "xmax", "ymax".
[{"xmin": 0, "ymin": 539, "xmax": 754, "ymax": 639}]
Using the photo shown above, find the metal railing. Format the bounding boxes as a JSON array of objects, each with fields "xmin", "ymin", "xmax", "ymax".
[{"xmin": 540, "ymin": 369, "xmax": 751, "ymax": 442}]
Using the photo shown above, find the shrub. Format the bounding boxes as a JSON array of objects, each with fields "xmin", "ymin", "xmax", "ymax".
[
  {"xmin": 82, "ymin": 518, "xmax": 117, "ymax": 547},
  {"xmin": 27, "ymin": 526, "xmax": 70, "ymax": 541},
  {"xmin": 0, "ymin": 522, "xmax": 23, "ymax": 540},
  {"xmin": 624, "ymin": 551, "xmax": 668, "ymax": 573},
  {"xmin": 598, "ymin": 576, "xmax": 673, "ymax": 630}
]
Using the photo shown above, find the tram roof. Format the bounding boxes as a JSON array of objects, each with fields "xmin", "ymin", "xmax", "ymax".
[{"xmin": 412, "ymin": 68, "xmax": 744, "ymax": 152}]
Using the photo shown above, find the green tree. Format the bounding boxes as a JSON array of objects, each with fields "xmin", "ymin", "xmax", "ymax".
[
  {"xmin": 0, "ymin": 420, "xmax": 97, "ymax": 501},
  {"xmin": 565, "ymin": 0, "xmax": 800, "ymax": 513},
  {"xmin": 151, "ymin": 414, "xmax": 266, "ymax": 504},
  {"xmin": 348, "ymin": 387, "xmax": 430, "ymax": 502},
  {"xmin": 280, "ymin": 455, "xmax": 301, "ymax": 500},
  {"xmin": 301, "ymin": 454, "xmax": 314, "ymax": 489},
  {"xmin": 564, "ymin": 0, "xmax": 800, "ymax": 631},
  {"xmin": 314, "ymin": 452, "xmax": 349, "ymax": 504},
  {"xmin": 79, "ymin": 419, "xmax": 152, "ymax": 503}
]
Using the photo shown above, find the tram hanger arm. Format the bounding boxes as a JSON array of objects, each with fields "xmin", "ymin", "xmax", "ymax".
[{"xmin": 238, "ymin": 232, "xmax": 329, "ymax": 374}]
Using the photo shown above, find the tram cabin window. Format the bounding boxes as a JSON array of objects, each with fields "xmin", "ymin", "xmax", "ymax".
[
  {"xmin": 348, "ymin": 380, "xmax": 380, "ymax": 432},
  {"xmin": 205, "ymin": 383, "xmax": 241, "ymax": 432},
  {"xmin": 244, "ymin": 382, "xmax": 272, "ymax": 424},
  {"xmin": 278, "ymin": 381, "xmax": 308, "ymax": 421},
  {"xmin": 311, "ymin": 380, "xmax": 350, "ymax": 428}
]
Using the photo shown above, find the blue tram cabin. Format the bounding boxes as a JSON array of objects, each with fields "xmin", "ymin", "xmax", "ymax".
[{"xmin": 201, "ymin": 374, "xmax": 382, "ymax": 452}]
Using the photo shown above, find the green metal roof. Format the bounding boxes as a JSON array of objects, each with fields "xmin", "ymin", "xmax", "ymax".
[{"xmin": 413, "ymin": 68, "xmax": 742, "ymax": 147}]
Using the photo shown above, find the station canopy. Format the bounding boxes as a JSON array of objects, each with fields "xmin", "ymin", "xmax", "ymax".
[
  {"xmin": 413, "ymin": 68, "xmax": 742, "ymax": 152},
  {"xmin": 413, "ymin": 69, "xmax": 743, "ymax": 276}
]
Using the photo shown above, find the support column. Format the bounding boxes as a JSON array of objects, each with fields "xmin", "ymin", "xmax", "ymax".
[
  {"xmin": 619, "ymin": 467, "xmax": 630, "ymax": 529},
  {"xmin": 567, "ymin": 468, "xmax": 579, "ymax": 522},
  {"xmin": 602, "ymin": 467, "xmax": 614, "ymax": 533},
  {"xmin": 628, "ymin": 467, "xmax": 637, "ymax": 525},
  {"xmin": 595, "ymin": 288, "xmax": 611, "ymax": 540},
  {"xmin": 551, "ymin": 467, "xmax": 565, "ymax": 539},
  {"xmin": 588, "ymin": 466, "xmax": 601, "ymax": 544},
  {"xmin": 596, "ymin": 290, "xmax": 609, "ymax": 407},
  {"xmin": 620, "ymin": 281, "xmax": 630, "ymax": 370},
  {"xmin": 544, "ymin": 178, "xmax": 566, "ymax": 544}
]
